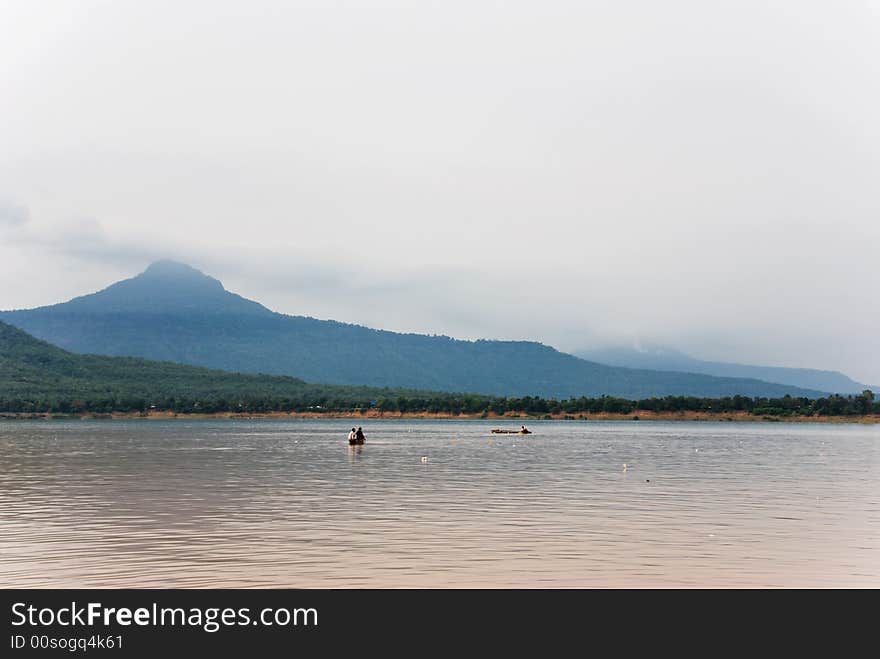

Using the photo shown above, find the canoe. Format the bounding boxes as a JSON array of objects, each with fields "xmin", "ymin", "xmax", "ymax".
[
  {"xmin": 349, "ymin": 438, "xmax": 365, "ymax": 445},
  {"xmin": 491, "ymin": 429, "xmax": 532, "ymax": 434}
]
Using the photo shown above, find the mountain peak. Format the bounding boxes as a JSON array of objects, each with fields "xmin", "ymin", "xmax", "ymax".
[
  {"xmin": 28, "ymin": 261, "xmax": 272, "ymax": 316},
  {"xmin": 141, "ymin": 260, "xmax": 220, "ymax": 285}
]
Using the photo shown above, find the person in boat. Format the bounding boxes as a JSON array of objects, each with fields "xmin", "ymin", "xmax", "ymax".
[
  {"xmin": 348, "ymin": 427, "xmax": 357, "ymax": 443},
  {"xmin": 521, "ymin": 425, "xmax": 530, "ymax": 434},
  {"xmin": 355, "ymin": 426, "xmax": 366, "ymax": 443}
]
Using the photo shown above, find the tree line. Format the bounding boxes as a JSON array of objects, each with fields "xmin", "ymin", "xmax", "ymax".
[{"xmin": 1, "ymin": 390, "xmax": 876, "ymax": 418}]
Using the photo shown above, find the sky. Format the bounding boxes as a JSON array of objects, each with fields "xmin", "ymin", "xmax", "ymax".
[{"xmin": 1, "ymin": 0, "xmax": 878, "ymax": 384}]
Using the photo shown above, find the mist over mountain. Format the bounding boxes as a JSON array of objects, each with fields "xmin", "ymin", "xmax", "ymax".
[
  {"xmin": 576, "ymin": 345, "xmax": 875, "ymax": 395},
  {"xmin": 0, "ymin": 261, "xmax": 828, "ymax": 400}
]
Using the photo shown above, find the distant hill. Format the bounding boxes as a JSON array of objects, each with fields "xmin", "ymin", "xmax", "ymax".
[
  {"xmin": 0, "ymin": 320, "xmax": 426, "ymax": 410},
  {"xmin": 575, "ymin": 345, "xmax": 875, "ymax": 395},
  {"xmin": 0, "ymin": 261, "xmax": 828, "ymax": 399}
]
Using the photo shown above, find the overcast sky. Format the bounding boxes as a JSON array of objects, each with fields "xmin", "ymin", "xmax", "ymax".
[{"xmin": 1, "ymin": 0, "xmax": 878, "ymax": 383}]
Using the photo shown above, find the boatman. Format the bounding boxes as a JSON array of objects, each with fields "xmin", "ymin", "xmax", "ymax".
[{"xmin": 348, "ymin": 427, "xmax": 357, "ymax": 442}]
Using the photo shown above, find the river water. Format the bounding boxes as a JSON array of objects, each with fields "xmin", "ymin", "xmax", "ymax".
[{"xmin": 0, "ymin": 419, "xmax": 876, "ymax": 587}]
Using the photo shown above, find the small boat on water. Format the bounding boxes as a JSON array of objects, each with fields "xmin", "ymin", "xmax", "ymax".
[
  {"xmin": 491, "ymin": 428, "xmax": 532, "ymax": 435},
  {"xmin": 348, "ymin": 427, "xmax": 366, "ymax": 445}
]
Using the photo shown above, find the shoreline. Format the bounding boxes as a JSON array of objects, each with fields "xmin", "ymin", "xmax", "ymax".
[{"xmin": 1, "ymin": 410, "xmax": 877, "ymax": 424}]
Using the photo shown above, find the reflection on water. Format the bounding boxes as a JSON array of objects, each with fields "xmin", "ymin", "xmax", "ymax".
[{"xmin": 0, "ymin": 419, "xmax": 877, "ymax": 587}]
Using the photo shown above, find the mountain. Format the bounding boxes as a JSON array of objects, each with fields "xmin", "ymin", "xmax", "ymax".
[
  {"xmin": 32, "ymin": 260, "xmax": 271, "ymax": 315},
  {"xmin": 575, "ymin": 345, "xmax": 875, "ymax": 395},
  {"xmin": 0, "ymin": 261, "xmax": 828, "ymax": 399},
  {"xmin": 0, "ymin": 320, "xmax": 425, "ymax": 409}
]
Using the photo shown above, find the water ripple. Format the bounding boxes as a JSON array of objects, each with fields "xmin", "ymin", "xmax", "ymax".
[{"xmin": 0, "ymin": 419, "xmax": 877, "ymax": 587}]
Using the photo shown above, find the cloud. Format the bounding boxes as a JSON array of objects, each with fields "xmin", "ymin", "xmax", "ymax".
[
  {"xmin": 1, "ymin": 2, "xmax": 878, "ymax": 383},
  {"xmin": 0, "ymin": 200, "xmax": 30, "ymax": 228},
  {"xmin": 3, "ymin": 211, "xmax": 159, "ymax": 265}
]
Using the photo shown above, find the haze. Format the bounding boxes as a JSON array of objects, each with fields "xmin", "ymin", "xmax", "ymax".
[{"xmin": 1, "ymin": 1, "xmax": 878, "ymax": 383}]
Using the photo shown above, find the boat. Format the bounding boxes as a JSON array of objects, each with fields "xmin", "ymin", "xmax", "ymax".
[
  {"xmin": 491, "ymin": 429, "xmax": 532, "ymax": 435},
  {"xmin": 349, "ymin": 437, "xmax": 365, "ymax": 445}
]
